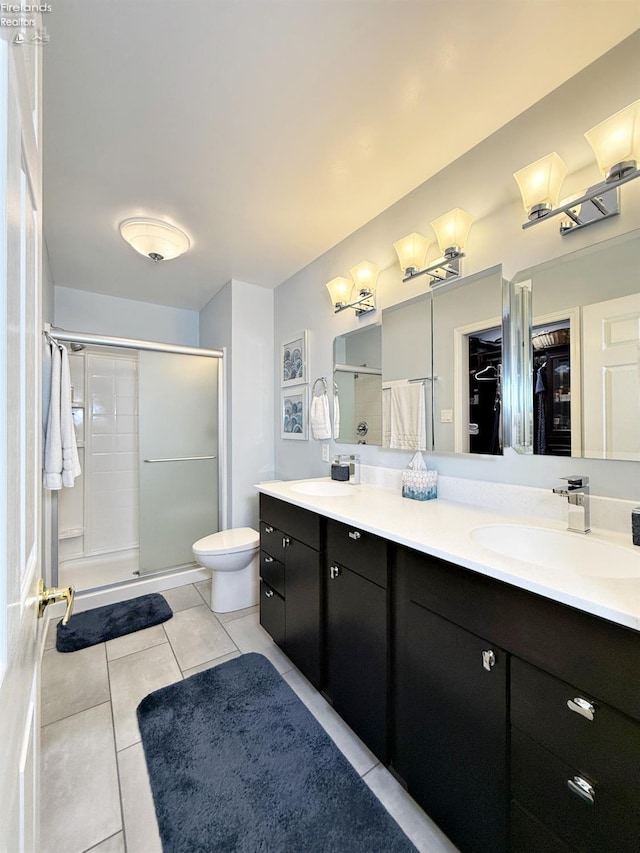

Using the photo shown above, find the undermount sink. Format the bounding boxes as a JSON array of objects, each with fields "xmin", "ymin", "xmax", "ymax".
[
  {"xmin": 470, "ymin": 524, "xmax": 640, "ymax": 579},
  {"xmin": 289, "ymin": 480, "xmax": 359, "ymax": 497}
]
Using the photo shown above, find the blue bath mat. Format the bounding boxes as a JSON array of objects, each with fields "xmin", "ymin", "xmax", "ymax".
[
  {"xmin": 56, "ymin": 593, "xmax": 173, "ymax": 652},
  {"xmin": 137, "ymin": 653, "xmax": 417, "ymax": 852}
]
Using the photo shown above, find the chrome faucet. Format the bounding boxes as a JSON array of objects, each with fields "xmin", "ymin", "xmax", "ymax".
[{"xmin": 552, "ymin": 475, "xmax": 590, "ymax": 534}]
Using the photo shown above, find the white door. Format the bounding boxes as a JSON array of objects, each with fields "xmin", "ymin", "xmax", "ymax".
[
  {"xmin": 0, "ymin": 26, "xmax": 44, "ymax": 853},
  {"xmin": 583, "ymin": 292, "xmax": 640, "ymax": 461}
]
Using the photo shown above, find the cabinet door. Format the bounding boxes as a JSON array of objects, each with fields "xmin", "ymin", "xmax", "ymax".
[
  {"xmin": 394, "ymin": 601, "xmax": 508, "ymax": 853},
  {"xmin": 326, "ymin": 562, "xmax": 387, "ymax": 760},
  {"xmin": 284, "ymin": 536, "xmax": 322, "ymax": 688}
]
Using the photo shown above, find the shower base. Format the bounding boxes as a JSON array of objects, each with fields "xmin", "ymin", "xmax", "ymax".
[{"xmin": 59, "ymin": 549, "xmax": 140, "ymax": 592}]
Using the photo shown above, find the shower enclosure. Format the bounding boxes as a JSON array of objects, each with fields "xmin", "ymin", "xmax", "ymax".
[{"xmin": 48, "ymin": 328, "xmax": 224, "ymax": 593}]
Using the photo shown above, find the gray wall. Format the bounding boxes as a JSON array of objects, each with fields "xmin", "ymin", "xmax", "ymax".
[
  {"xmin": 274, "ymin": 34, "xmax": 640, "ymax": 499},
  {"xmin": 200, "ymin": 279, "xmax": 275, "ymax": 529},
  {"xmin": 54, "ymin": 286, "xmax": 200, "ymax": 345}
]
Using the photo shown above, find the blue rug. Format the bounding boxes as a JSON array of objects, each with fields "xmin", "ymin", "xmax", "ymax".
[
  {"xmin": 137, "ymin": 653, "xmax": 417, "ymax": 852},
  {"xmin": 56, "ymin": 593, "xmax": 173, "ymax": 652}
]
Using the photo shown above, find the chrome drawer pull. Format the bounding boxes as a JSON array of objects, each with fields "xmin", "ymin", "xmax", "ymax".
[
  {"xmin": 567, "ymin": 697, "xmax": 595, "ymax": 721},
  {"xmin": 482, "ymin": 650, "xmax": 496, "ymax": 671},
  {"xmin": 263, "ymin": 556, "xmax": 274, "ymax": 563},
  {"xmin": 329, "ymin": 564, "xmax": 341, "ymax": 580},
  {"xmin": 264, "ymin": 526, "xmax": 274, "ymax": 534},
  {"xmin": 283, "ymin": 537, "xmax": 290, "ymax": 547},
  {"xmin": 264, "ymin": 589, "xmax": 274, "ymax": 598},
  {"xmin": 567, "ymin": 776, "xmax": 595, "ymax": 805},
  {"xmin": 348, "ymin": 531, "xmax": 361, "ymax": 540}
]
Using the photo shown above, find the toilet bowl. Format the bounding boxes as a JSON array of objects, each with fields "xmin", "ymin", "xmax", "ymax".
[{"xmin": 192, "ymin": 527, "xmax": 260, "ymax": 613}]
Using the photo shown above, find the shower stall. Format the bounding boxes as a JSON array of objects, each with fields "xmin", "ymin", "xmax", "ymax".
[{"xmin": 47, "ymin": 327, "xmax": 225, "ymax": 594}]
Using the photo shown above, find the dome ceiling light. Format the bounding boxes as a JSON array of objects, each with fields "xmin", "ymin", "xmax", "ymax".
[{"xmin": 119, "ymin": 217, "xmax": 191, "ymax": 262}]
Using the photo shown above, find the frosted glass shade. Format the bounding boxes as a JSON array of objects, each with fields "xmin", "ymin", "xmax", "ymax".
[
  {"xmin": 349, "ymin": 260, "xmax": 380, "ymax": 295},
  {"xmin": 430, "ymin": 208, "xmax": 473, "ymax": 256},
  {"xmin": 393, "ymin": 232, "xmax": 431, "ymax": 274},
  {"xmin": 120, "ymin": 218, "xmax": 191, "ymax": 261},
  {"xmin": 513, "ymin": 153, "xmax": 568, "ymax": 218},
  {"xmin": 585, "ymin": 100, "xmax": 640, "ymax": 182},
  {"xmin": 326, "ymin": 276, "xmax": 353, "ymax": 307}
]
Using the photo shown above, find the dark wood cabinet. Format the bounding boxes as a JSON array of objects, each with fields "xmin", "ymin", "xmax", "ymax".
[
  {"xmin": 259, "ymin": 494, "xmax": 322, "ymax": 687},
  {"xmin": 325, "ymin": 519, "xmax": 388, "ymax": 760},
  {"xmin": 393, "ymin": 547, "xmax": 508, "ymax": 853},
  {"xmin": 258, "ymin": 493, "xmax": 640, "ymax": 853}
]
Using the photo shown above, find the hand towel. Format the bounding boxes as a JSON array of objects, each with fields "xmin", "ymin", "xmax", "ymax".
[
  {"xmin": 310, "ymin": 392, "xmax": 332, "ymax": 440},
  {"xmin": 388, "ymin": 383, "xmax": 426, "ymax": 451}
]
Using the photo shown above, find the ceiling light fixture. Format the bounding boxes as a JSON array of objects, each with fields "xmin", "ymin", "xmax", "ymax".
[
  {"xmin": 119, "ymin": 217, "xmax": 191, "ymax": 262},
  {"xmin": 394, "ymin": 208, "xmax": 473, "ymax": 284},
  {"xmin": 514, "ymin": 100, "xmax": 640, "ymax": 235},
  {"xmin": 326, "ymin": 261, "xmax": 379, "ymax": 316}
]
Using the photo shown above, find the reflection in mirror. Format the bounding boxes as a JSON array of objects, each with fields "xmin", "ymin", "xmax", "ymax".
[
  {"xmin": 381, "ymin": 266, "xmax": 504, "ymax": 455},
  {"xmin": 514, "ymin": 229, "xmax": 640, "ymax": 461},
  {"xmin": 431, "ymin": 266, "xmax": 504, "ymax": 454},
  {"xmin": 381, "ymin": 294, "xmax": 431, "ymax": 451},
  {"xmin": 333, "ymin": 325, "xmax": 382, "ymax": 445}
]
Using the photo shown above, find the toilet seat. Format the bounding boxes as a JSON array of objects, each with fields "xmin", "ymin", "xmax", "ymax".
[{"xmin": 193, "ymin": 527, "xmax": 259, "ymax": 557}]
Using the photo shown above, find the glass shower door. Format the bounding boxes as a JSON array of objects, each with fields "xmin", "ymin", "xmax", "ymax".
[{"xmin": 138, "ymin": 351, "xmax": 219, "ymax": 574}]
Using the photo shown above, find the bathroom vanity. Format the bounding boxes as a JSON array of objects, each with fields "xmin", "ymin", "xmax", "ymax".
[{"xmin": 257, "ymin": 480, "xmax": 640, "ymax": 853}]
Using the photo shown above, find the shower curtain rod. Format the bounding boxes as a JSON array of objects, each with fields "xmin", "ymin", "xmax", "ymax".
[{"xmin": 44, "ymin": 323, "xmax": 223, "ymax": 359}]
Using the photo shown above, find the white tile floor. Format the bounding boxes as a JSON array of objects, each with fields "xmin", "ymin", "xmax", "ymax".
[{"xmin": 40, "ymin": 579, "xmax": 458, "ymax": 853}]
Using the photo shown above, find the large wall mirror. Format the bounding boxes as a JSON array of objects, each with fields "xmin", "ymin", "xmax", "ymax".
[
  {"xmin": 380, "ymin": 265, "xmax": 505, "ymax": 455},
  {"xmin": 513, "ymin": 228, "xmax": 640, "ymax": 461}
]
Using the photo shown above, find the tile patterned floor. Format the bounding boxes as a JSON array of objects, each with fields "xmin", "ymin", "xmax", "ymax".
[{"xmin": 40, "ymin": 579, "xmax": 458, "ymax": 853}]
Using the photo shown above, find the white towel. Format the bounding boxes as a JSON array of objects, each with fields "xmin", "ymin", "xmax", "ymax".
[
  {"xmin": 43, "ymin": 342, "xmax": 81, "ymax": 489},
  {"xmin": 310, "ymin": 392, "xmax": 332, "ymax": 440},
  {"xmin": 388, "ymin": 383, "xmax": 426, "ymax": 451},
  {"xmin": 333, "ymin": 394, "xmax": 340, "ymax": 440}
]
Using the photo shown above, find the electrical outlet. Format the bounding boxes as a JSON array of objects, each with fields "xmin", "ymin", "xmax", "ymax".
[
  {"xmin": 441, "ymin": 409, "xmax": 453, "ymax": 423},
  {"xmin": 322, "ymin": 444, "xmax": 330, "ymax": 462}
]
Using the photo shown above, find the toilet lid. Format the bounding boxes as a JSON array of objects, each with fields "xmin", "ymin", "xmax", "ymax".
[{"xmin": 193, "ymin": 527, "xmax": 259, "ymax": 556}]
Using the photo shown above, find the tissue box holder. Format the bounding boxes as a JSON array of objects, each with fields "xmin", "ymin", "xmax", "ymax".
[{"xmin": 402, "ymin": 469, "xmax": 437, "ymax": 501}]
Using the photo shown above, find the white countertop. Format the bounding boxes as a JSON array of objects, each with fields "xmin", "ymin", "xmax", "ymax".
[{"xmin": 257, "ymin": 478, "xmax": 640, "ymax": 632}]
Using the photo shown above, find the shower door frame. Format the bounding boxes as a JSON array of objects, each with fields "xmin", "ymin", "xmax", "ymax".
[{"xmin": 43, "ymin": 323, "xmax": 226, "ymax": 587}]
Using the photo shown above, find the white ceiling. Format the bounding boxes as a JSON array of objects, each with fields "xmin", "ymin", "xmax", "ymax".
[{"xmin": 42, "ymin": 1, "xmax": 640, "ymax": 311}]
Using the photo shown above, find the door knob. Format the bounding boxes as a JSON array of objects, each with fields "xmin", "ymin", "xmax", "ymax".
[{"xmin": 37, "ymin": 579, "xmax": 75, "ymax": 626}]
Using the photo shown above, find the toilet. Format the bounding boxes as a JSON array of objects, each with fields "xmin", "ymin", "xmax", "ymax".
[{"xmin": 192, "ymin": 527, "xmax": 260, "ymax": 613}]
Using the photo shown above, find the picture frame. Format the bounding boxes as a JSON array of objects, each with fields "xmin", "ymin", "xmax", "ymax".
[
  {"xmin": 281, "ymin": 330, "xmax": 308, "ymax": 387},
  {"xmin": 281, "ymin": 388, "xmax": 309, "ymax": 440}
]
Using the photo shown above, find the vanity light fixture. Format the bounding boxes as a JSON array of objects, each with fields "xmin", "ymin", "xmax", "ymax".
[
  {"xmin": 514, "ymin": 100, "xmax": 640, "ymax": 235},
  {"xmin": 325, "ymin": 261, "xmax": 379, "ymax": 316},
  {"xmin": 119, "ymin": 217, "xmax": 191, "ymax": 262},
  {"xmin": 394, "ymin": 208, "xmax": 473, "ymax": 284}
]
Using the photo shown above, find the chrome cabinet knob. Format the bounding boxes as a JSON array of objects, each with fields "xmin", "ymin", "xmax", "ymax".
[
  {"xmin": 263, "ymin": 556, "xmax": 274, "ymax": 563},
  {"xmin": 264, "ymin": 526, "xmax": 274, "ymax": 534},
  {"xmin": 482, "ymin": 650, "xmax": 496, "ymax": 671},
  {"xmin": 348, "ymin": 530, "xmax": 361, "ymax": 540},
  {"xmin": 264, "ymin": 589, "xmax": 274, "ymax": 598}
]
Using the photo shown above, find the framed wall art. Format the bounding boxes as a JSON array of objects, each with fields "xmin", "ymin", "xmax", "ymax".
[
  {"xmin": 281, "ymin": 388, "xmax": 309, "ymax": 440},
  {"xmin": 281, "ymin": 330, "xmax": 308, "ymax": 387}
]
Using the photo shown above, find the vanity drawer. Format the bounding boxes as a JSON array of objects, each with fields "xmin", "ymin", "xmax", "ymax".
[
  {"xmin": 510, "ymin": 802, "xmax": 572, "ymax": 853},
  {"xmin": 259, "ymin": 580, "xmax": 285, "ymax": 647},
  {"xmin": 326, "ymin": 519, "xmax": 387, "ymax": 588},
  {"xmin": 511, "ymin": 657, "xmax": 640, "ymax": 811},
  {"xmin": 259, "ymin": 494, "xmax": 320, "ymax": 551},
  {"xmin": 260, "ymin": 521, "xmax": 286, "ymax": 562},
  {"xmin": 512, "ymin": 728, "xmax": 640, "ymax": 852},
  {"xmin": 259, "ymin": 550, "xmax": 285, "ymax": 598}
]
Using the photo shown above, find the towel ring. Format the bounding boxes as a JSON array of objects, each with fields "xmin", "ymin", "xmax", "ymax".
[{"xmin": 312, "ymin": 377, "xmax": 328, "ymax": 397}]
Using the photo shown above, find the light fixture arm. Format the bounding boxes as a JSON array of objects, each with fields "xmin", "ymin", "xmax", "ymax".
[
  {"xmin": 333, "ymin": 290, "xmax": 376, "ymax": 316},
  {"xmin": 402, "ymin": 252, "xmax": 464, "ymax": 284},
  {"xmin": 521, "ymin": 167, "xmax": 639, "ymax": 234}
]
